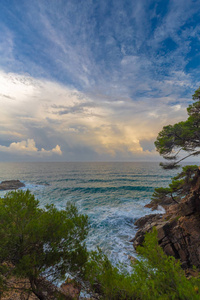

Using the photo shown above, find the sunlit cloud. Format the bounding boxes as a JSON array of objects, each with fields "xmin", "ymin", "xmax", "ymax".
[
  {"xmin": 0, "ymin": 70, "xmax": 190, "ymax": 161},
  {"xmin": 0, "ymin": 139, "xmax": 62, "ymax": 157},
  {"xmin": 0, "ymin": 0, "xmax": 200, "ymax": 161}
]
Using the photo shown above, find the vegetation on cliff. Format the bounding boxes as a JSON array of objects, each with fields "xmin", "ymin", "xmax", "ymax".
[
  {"xmin": 133, "ymin": 87, "xmax": 200, "ymax": 281},
  {"xmin": 84, "ymin": 228, "xmax": 200, "ymax": 299},
  {"xmin": 139, "ymin": 88, "xmax": 200, "ymax": 272},
  {"xmin": 151, "ymin": 164, "xmax": 199, "ymax": 208},
  {"xmin": 1, "ymin": 190, "xmax": 200, "ymax": 299},
  {"xmin": 155, "ymin": 87, "xmax": 200, "ymax": 169}
]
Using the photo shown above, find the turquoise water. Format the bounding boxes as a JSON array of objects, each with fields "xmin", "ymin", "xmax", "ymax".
[{"xmin": 0, "ymin": 162, "xmax": 177, "ymax": 266}]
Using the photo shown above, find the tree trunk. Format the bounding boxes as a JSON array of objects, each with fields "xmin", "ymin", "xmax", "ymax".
[{"xmin": 29, "ymin": 278, "xmax": 46, "ymax": 300}]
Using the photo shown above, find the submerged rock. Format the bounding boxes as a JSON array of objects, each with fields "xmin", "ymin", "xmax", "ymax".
[{"xmin": 0, "ymin": 180, "xmax": 25, "ymax": 190}]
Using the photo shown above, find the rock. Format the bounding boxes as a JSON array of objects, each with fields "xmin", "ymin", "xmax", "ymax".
[
  {"xmin": 131, "ymin": 170, "xmax": 200, "ymax": 269},
  {"xmin": 145, "ymin": 202, "xmax": 158, "ymax": 210},
  {"xmin": 60, "ymin": 278, "xmax": 81, "ymax": 299},
  {"xmin": 128, "ymin": 255, "xmax": 137, "ymax": 264},
  {"xmin": 131, "ymin": 214, "xmax": 163, "ymax": 247},
  {"xmin": 0, "ymin": 180, "xmax": 25, "ymax": 190},
  {"xmin": 134, "ymin": 214, "xmax": 162, "ymax": 229},
  {"xmin": 145, "ymin": 196, "xmax": 175, "ymax": 210},
  {"xmin": 1, "ymin": 273, "xmax": 83, "ymax": 300}
]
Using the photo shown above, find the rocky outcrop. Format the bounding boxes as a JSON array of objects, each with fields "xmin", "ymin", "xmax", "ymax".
[
  {"xmin": 0, "ymin": 180, "xmax": 25, "ymax": 190},
  {"xmin": 130, "ymin": 214, "xmax": 163, "ymax": 247},
  {"xmin": 2, "ymin": 275, "xmax": 90, "ymax": 300},
  {"xmin": 132, "ymin": 171, "xmax": 200, "ymax": 269},
  {"xmin": 145, "ymin": 197, "xmax": 174, "ymax": 210}
]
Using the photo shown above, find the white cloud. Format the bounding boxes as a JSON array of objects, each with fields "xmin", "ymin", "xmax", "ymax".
[
  {"xmin": 0, "ymin": 69, "xmax": 191, "ymax": 161},
  {"xmin": 0, "ymin": 139, "xmax": 62, "ymax": 156},
  {"xmin": 41, "ymin": 145, "xmax": 62, "ymax": 156}
]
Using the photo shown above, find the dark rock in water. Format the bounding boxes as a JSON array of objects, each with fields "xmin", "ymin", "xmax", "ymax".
[
  {"xmin": 0, "ymin": 180, "xmax": 25, "ymax": 190},
  {"xmin": 134, "ymin": 213, "xmax": 162, "ymax": 229},
  {"xmin": 132, "ymin": 170, "xmax": 200, "ymax": 270}
]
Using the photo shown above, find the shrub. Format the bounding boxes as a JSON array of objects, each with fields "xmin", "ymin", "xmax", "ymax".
[
  {"xmin": 0, "ymin": 190, "xmax": 89, "ymax": 299},
  {"xmin": 151, "ymin": 165, "xmax": 199, "ymax": 206},
  {"xmin": 84, "ymin": 228, "xmax": 200, "ymax": 299}
]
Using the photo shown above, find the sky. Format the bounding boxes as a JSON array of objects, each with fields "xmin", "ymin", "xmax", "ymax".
[{"xmin": 0, "ymin": 0, "xmax": 200, "ymax": 162}]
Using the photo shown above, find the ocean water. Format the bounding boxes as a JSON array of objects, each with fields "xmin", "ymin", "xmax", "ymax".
[{"xmin": 0, "ymin": 162, "xmax": 177, "ymax": 267}]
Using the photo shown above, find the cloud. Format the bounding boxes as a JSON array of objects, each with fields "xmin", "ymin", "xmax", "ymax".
[
  {"xmin": 41, "ymin": 144, "xmax": 62, "ymax": 156},
  {"xmin": 0, "ymin": 1, "xmax": 200, "ymax": 161},
  {"xmin": 0, "ymin": 69, "xmax": 191, "ymax": 161},
  {"xmin": 0, "ymin": 25, "xmax": 14, "ymax": 69},
  {"xmin": 0, "ymin": 130, "xmax": 24, "ymax": 138},
  {"xmin": 0, "ymin": 0, "xmax": 199, "ymax": 99},
  {"xmin": 0, "ymin": 139, "xmax": 62, "ymax": 156}
]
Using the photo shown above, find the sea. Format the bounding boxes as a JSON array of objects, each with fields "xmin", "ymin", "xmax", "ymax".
[{"xmin": 0, "ymin": 162, "xmax": 178, "ymax": 268}]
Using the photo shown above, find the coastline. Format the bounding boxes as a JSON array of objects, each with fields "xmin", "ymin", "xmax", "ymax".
[{"xmin": 131, "ymin": 168, "xmax": 200, "ymax": 270}]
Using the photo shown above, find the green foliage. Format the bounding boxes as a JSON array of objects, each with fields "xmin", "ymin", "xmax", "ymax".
[
  {"xmin": 84, "ymin": 229, "xmax": 200, "ymax": 300},
  {"xmin": 192, "ymin": 86, "xmax": 200, "ymax": 101},
  {"xmin": 1, "ymin": 190, "xmax": 200, "ymax": 299},
  {"xmin": 84, "ymin": 249, "xmax": 134, "ymax": 299},
  {"xmin": 132, "ymin": 228, "xmax": 200, "ymax": 300},
  {"xmin": 151, "ymin": 165, "xmax": 198, "ymax": 206},
  {"xmin": 0, "ymin": 190, "xmax": 89, "ymax": 298},
  {"xmin": 155, "ymin": 88, "xmax": 200, "ymax": 169},
  {"xmin": 151, "ymin": 187, "xmax": 172, "ymax": 204},
  {"xmin": 0, "ymin": 264, "xmax": 9, "ymax": 298}
]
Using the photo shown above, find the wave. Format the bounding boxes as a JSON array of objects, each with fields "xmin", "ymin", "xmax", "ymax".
[
  {"xmin": 55, "ymin": 178, "xmax": 77, "ymax": 182},
  {"xmin": 21, "ymin": 182, "xmax": 47, "ymax": 190},
  {"xmin": 85, "ymin": 178, "xmax": 138, "ymax": 183},
  {"xmin": 57, "ymin": 185, "xmax": 155, "ymax": 194}
]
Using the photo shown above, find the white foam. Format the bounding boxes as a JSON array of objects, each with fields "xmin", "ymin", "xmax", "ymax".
[{"xmin": 156, "ymin": 205, "xmax": 166, "ymax": 214}]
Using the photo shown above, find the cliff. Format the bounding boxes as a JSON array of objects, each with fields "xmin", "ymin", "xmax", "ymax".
[{"xmin": 131, "ymin": 168, "xmax": 200, "ymax": 269}]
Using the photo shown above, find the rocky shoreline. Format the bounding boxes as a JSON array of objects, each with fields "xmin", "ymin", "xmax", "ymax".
[
  {"xmin": 2, "ymin": 174, "xmax": 200, "ymax": 299},
  {"xmin": 2, "ymin": 275, "xmax": 88, "ymax": 300},
  {"xmin": 132, "ymin": 169, "xmax": 200, "ymax": 269}
]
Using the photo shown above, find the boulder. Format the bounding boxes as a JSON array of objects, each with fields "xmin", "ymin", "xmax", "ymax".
[
  {"xmin": 60, "ymin": 278, "xmax": 81, "ymax": 299},
  {"xmin": 0, "ymin": 180, "xmax": 25, "ymax": 190}
]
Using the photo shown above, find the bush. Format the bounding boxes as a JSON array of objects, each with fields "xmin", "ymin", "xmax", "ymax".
[
  {"xmin": 1, "ymin": 190, "xmax": 200, "ymax": 299},
  {"xmin": 84, "ymin": 228, "xmax": 200, "ymax": 299},
  {"xmin": 0, "ymin": 190, "xmax": 89, "ymax": 299},
  {"xmin": 151, "ymin": 165, "xmax": 199, "ymax": 206},
  {"xmin": 132, "ymin": 227, "xmax": 200, "ymax": 299}
]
